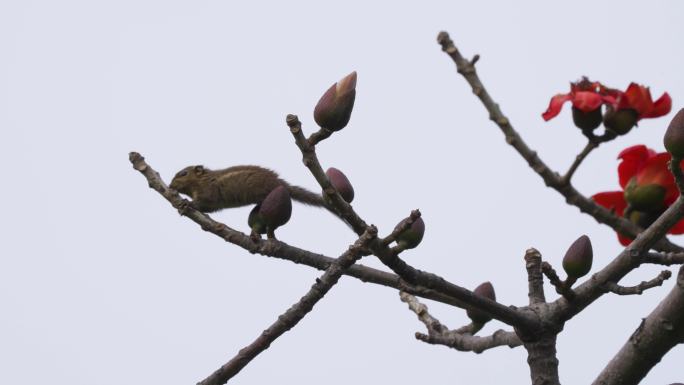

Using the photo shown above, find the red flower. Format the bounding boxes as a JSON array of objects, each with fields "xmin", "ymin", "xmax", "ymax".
[
  {"xmin": 542, "ymin": 78, "xmax": 616, "ymax": 121},
  {"xmin": 592, "ymin": 145, "xmax": 684, "ymax": 245},
  {"xmin": 614, "ymin": 83, "xmax": 671, "ymax": 120}
]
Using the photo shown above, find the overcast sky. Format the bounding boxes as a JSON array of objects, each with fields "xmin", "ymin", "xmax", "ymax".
[{"xmin": 2, "ymin": 1, "xmax": 684, "ymax": 384}]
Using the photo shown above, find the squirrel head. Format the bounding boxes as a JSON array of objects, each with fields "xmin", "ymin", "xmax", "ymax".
[{"xmin": 170, "ymin": 165, "xmax": 209, "ymax": 194}]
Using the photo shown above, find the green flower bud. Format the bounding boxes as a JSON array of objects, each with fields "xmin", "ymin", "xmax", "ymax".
[
  {"xmin": 624, "ymin": 179, "xmax": 666, "ymax": 211},
  {"xmin": 603, "ymin": 107, "xmax": 638, "ymax": 135},
  {"xmin": 466, "ymin": 282, "xmax": 496, "ymax": 324},
  {"xmin": 394, "ymin": 216, "xmax": 425, "ymax": 249},
  {"xmin": 326, "ymin": 167, "xmax": 355, "ymax": 203},
  {"xmin": 664, "ymin": 109, "xmax": 684, "ymax": 158},
  {"xmin": 562, "ymin": 235, "xmax": 593, "ymax": 279},
  {"xmin": 313, "ymin": 71, "xmax": 357, "ymax": 131},
  {"xmin": 572, "ymin": 106, "xmax": 602, "ymax": 132}
]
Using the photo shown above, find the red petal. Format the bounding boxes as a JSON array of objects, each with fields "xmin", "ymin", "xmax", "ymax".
[
  {"xmin": 621, "ymin": 83, "xmax": 654, "ymax": 115},
  {"xmin": 636, "ymin": 152, "xmax": 673, "ymax": 187},
  {"xmin": 669, "ymin": 218, "xmax": 684, "ymax": 235},
  {"xmin": 617, "ymin": 145, "xmax": 654, "ymax": 188},
  {"xmin": 592, "ymin": 191, "xmax": 627, "ymax": 216},
  {"xmin": 641, "ymin": 92, "xmax": 672, "ymax": 118},
  {"xmin": 618, "ymin": 233, "xmax": 633, "ymax": 246},
  {"xmin": 571, "ymin": 91, "xmax": 603, "ymax": 112},
  {"xmin": 542, "ymin": 93, "xmax": 572, "ymax": 121}
]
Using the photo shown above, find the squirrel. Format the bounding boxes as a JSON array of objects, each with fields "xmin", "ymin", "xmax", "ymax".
[{"xmin": 169, "ymin": 165, "xmax": 328, "ymax": 213}]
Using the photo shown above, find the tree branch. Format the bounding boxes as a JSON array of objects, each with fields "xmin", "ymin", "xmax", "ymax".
[
  {"xmin": 525, "ymin": 248, "xmax": 546, "ymax": 305},
  {"xmin": 286, "ymin": 116, "xmax": 540, "ymax": 332},
  {"xmin": 561, "ymin": 140, "xmax": 598, "ymax": 185},
  {"xmin": 541, "ymin": 262, "xmax": 576, "ymax": 301},
  {"xmin": 436, "ymin": 30, "xmax": 682, "ymax": 254},
  {"xmin": 643, "ymin": 252, "xmax": 684, "ymax": 266},
  {"xmin": 400, "ymin": 292, "xmax": 522, "ymax": 353},
  {"xmin": 128, "ymin": 151, "xmax": 477, "ymax": 310},
  {"xmin": 602, "ymin": 270, "xmax": 672, "ymax": 296},
  {"xmin": 198, "ymin": 226, "xmax": 378, "ymax": 385},
  {"xmin": 593, "ymin": 266, "xmax": 684, "ymax": 385}
]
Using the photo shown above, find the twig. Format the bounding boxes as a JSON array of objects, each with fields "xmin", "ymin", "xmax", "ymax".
[
  {"xmin": 541, "ymin": 262, "xmax": 575, "ymax": 300},
  {"xmin": 561, "ymin": 140, "xmax": 598, "ymax": 185},
  {"xmin": 416, "ymin": 329, "xmax": 522, "ymax": 354},
  {"xmin": 399, "ymin": 291, "xmax": 449, "ymax": 335},
  {"xmin": 436, "ymin": 31, "xmax": 682, "ymax": 254},
  {"xmin": 400, "ymin": 292, "xmax": 521, "ymax": 353},
  {"xmin": 308, "ymin": 127, "xmax": 334, "ymax": 146},
  {"xmin": 602, "ymin": 270, "xmax": 672, "ymax": 295},
  {"xmin": 525, "ymin": 248, "xmax": 546, "ymax": 304},
  {"xmin": 128, "ymin": 151, "xmax": 474, "ymax": 309},
  {"xmin": 198, "ymin": 227, "xmax": 378, "ymax": 385},
  {"xmin": 643, "ymin": 252, "xmax": 684, "ymax": 266},
  {"xmin": 286, "ymin": 116, "xmax": 539, "ymax": 331}
]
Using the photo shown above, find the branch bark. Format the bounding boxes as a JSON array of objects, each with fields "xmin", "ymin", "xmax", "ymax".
[
  {"xmin": 436, "ymin": 31, "xmax": 682, "ymax": 254},
  {"xmin": 593, "ymin": 266, "xmax": 684, "ymax": 385},
  {"xmin": 197, "ymin": 227, "xmax": 377, "ymax": 385}
]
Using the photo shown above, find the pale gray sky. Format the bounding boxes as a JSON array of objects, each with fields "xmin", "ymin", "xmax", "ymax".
[{"xmin": 1, "ymin": 1, "xmax": 683, "ymax": 384}]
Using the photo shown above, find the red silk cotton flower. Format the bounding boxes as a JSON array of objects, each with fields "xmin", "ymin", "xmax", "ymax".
[
  {"xmin": 603, "ymin": 83, "xmax": 672, "ymax": 135},
  {"xmin": 592, "ymin": 145, "xmax": 684, "ymax": 245},
  {"xmin": 542, "ymin": 78, "xmax": 615, "ymax": 122}
]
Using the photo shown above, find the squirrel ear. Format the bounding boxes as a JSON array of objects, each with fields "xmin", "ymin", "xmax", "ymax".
[{"xmin": 194, "ymin": 165, "xmax": 205, "ymax": 175}]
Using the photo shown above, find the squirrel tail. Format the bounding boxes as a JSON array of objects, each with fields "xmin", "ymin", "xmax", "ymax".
[
  {"xmin": 288, "ymin": 185, "xmax": 326, "ymax": 206},
  {"xmin": 288, "ymin": 185, "xmax": 355, "ymax": 230}
]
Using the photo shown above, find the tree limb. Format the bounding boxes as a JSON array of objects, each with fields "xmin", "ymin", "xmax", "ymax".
[
  {"xmin": 602, "ymin": 270, "xmax": 672, "ymax": 296},
  {"xmin": 436, "ymin": 31, "xmax": 682, "ymax": 254},
  {"xmin": 197, "ymin": 226, "xmax": 378, "ymax": 385},
  {"xmin": 593, "ymin": 266, "xmax": 684, "ymax": 385}
]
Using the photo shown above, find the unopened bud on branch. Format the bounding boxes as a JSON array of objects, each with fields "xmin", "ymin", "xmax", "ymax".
[
  {"xmin": 466, "ymin": 282, "xmax": 496, "ymax": 324},
  {"xmin": 562, "ymin": 235, "xmax": 593, "ymax": 279},
  {"xmin": 326, "ymin": 167, "xmax": 355, "ymax": 203},
  {"xmin": 314, "ymin": 71, "xmax": 357, "ymax": 131}
]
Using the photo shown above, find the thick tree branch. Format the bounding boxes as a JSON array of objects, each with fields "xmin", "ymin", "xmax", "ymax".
[
  {"xmin": 198, "ymin": 227, "xmax": 378, "ymax": 385},
  {"xmin": 602, "ymin": 270, "xmax": 672, "ymax": 296},
  {"xmin": 401, "ymin": 292, "xmax": 522, "ymax": 353},
  {"xmin": 286, "ymin": 116, "xmax": 540, "ymax": 332},
  {"xmin": 555, "ymin": 197, "xmax": 684, "ymax": 321},
  {"xmin": 593, "ymin": 266, "xmax": 684, "ymax": 385},
  {"xmin": 128, "ymin": 152, "xmax": 476, "ymax": 309},
  {"xmin": 436, "ymin": 31, "xmax": 682, "ymax": 254}
]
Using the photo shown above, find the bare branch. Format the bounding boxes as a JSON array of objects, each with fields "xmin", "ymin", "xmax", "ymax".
[
  {"xmin": 286, "ymin": 116, "xmax": 539, "ymax": 331},
  {"xmin": 525, "ymin": 248, "xmax": 546, "ymax": 305},
  {"xmin": 643, "ymin": 252, "xmax": 684, "ymax": 266},
  {"xmin": 602, "ymin": 270, "xmax": 672, "ymax": 295},
  {"xmin": 561, "ymin": 140, "xmax": 598, "ymax": 185},
  {"xmin": 436, "ymin": 30, "xmax": 682, "ymax": 254},
  {"xmin": 594, "ymin": 266, "xmax": 684, "ymax": 384},
  {"xmin": 198, "ymin": 227, "xmax": 378, "ymax": 385},
  {"xmin": 399, "ymin": 291, "xmax": 449, "ymax": 335},
  {"xmin": 541, "ymin": 262, "xmax": 575, "ymax": 301},
  {"xmin": 416, "ymin": 329, "xmax": 522, "ymax": 354},
  {"xmin": 128, "ymin": 151, "xmax": 477, "ymax": 310},
  {"xmin": 400, "ymin": 292, "xmax": 521, "ymax": 353}
]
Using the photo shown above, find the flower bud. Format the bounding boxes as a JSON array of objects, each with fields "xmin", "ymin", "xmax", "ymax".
[
  {"xmin": 394, "ymin": 216, "xmax": 425, "ymax": 249},
  {"xmin": 572, "ymin": 106, "xmax": 602, "ymax": 132},
  {"xmin": 664, "ymin": 109, "xmax": 684, "ymax": 158},
  {"xmin": 326, "ymin": 167, "xmax": 355, "ymax": 203},
  {"xmin": 624, "ymin": 180, "xmax": 666, "ymax": 211},
  {"xmin": 603, "ymin": 107, "xmax": 638, "ymax": 135},
  {"xmin": 313, "ymin": 71, "xmax": 357, "ymax": 131},
  {"xmin": 562, "ymin": 235, "xmax": 593, "ymax": 279},
  {"xmin": 258, "ymin": 185, "xmax": 292, "ymax": 231},
  {"xmin": 466, "ymin": 282, "xmax": 496, "ymax": 324}
]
